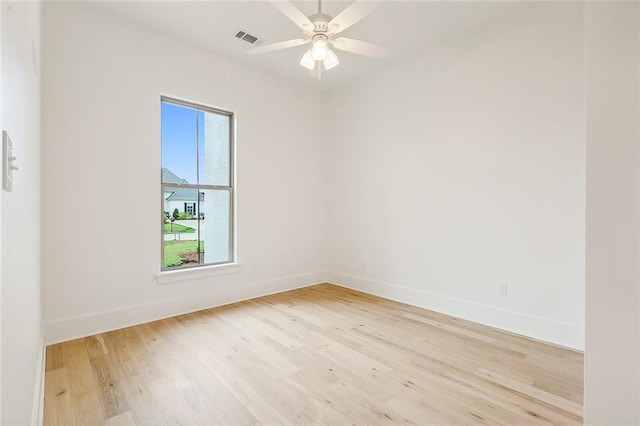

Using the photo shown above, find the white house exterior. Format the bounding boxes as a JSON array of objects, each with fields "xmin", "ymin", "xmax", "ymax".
[
  {"xmin": 162, "ymin": 168, "xmax": 203, "ymax": 218},
  {"xmin": 203, "ymin": 111, "xmax": 231, "ymax": 264}
]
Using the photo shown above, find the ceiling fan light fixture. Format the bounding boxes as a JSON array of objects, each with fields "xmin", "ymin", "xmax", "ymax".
[
  {"xmin": 311, "ymin": 36, "xmax": 329, "ymax": 61},
  {"xmin": 299, "ymin": 49, "xmax": 316, "ymax": 70},
  {"xmin": 323, "ymin": 49, "xmax": 340, "ymax": 70}
]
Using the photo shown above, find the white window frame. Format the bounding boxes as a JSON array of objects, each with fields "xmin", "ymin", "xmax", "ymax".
[{"xmin": 159, "ymin": 96, "xmax": 236, "ymax": 274}]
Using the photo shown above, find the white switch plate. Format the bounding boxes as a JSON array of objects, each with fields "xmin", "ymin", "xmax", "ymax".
[{"xmin": 3, "ymin": 130, "xmax": 16, "ymax": 192}]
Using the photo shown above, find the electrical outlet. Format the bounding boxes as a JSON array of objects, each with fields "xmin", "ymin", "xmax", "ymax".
[
  {"xmin": 360, "ymin": 261, "xmax": 367, "ymax": 270},
  {"xmin": 499, "ymin": 283, "xmax": 508, "ymax": 296}
]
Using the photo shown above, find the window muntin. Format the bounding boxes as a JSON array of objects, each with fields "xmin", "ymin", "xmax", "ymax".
[{"xmin": 161, "ymin": 97, "xmax": 234, "ymax": 271}]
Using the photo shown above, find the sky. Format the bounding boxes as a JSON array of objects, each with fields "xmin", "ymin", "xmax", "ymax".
[{"xmin": 161, "ymin": 101, "xmax": 206, "ymax": 184}]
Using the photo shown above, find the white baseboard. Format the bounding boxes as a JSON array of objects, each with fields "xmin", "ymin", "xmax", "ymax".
[
  {"xmin": 328, "ymin": 271, "xmax": 584, "ymax": 351},
  {"xmin": 43, "ymin": 269, "xmax": 584, "ymax": 350},
  {"xmin": 31, "ymin": 332, "xmax": 45, "ymax": 426},
  {"xmin": 44, "ymin": 271, "xmax": 327, "ymax": 345}
]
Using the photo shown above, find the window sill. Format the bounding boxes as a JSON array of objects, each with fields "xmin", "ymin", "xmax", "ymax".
[{"xmin": 156, "ymin": 263, "xmax": 241, "ymax": 285}]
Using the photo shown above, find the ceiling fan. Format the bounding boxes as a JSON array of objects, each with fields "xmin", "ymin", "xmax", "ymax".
[{"xmin": 248, "ymin": 0, "xmax": 390, "ymax": 79}]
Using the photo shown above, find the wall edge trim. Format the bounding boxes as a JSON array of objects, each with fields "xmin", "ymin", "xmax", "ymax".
[
  {"xmin": 44, "ymin": 271, "xmax": 328, "ymax": 345},
  {"xmin": 328, "ymin": 271, "xmax": 584, "ymax": 350}
]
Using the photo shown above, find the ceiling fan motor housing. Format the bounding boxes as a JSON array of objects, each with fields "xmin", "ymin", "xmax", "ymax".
[
  {"xmin": 308, "ymin": 13, "xmax": 333, "ymax": 33},
  {"xmin": 311, "ymin": 33, "xmax": 329, "ymax": 44}
]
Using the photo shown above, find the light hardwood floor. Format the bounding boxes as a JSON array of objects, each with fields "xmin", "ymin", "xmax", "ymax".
[{"xmin": 44, "ymin": 284, "xmax": 583, "ymax": 425}]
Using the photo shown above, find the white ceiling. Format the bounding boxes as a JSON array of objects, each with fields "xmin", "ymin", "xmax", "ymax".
[{"xmin": 90, "ymin": 1, "xmax": 526, "ymax": 92}]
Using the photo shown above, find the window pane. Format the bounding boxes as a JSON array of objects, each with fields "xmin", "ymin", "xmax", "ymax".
[
  {"xmin": 199, "ymin": 110, "xmax": 230, "ymax": 187},
  {"xmin": 200, "ymin": 189, "xmax": 231, "ymax": 264},
  {"xmin": 163, "ymin": 187, "xmax": 203, "ymax": 269},
  {"xmin": 162, "ymin": 102, "xmax": 198, "ymax": 185},
  {"xmin": 161, "ymin": 98, "xmax": 234, "ymax": 271}
]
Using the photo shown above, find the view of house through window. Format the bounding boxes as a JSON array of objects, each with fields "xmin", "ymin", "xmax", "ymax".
[{"xmin": 161, "ymin": 97, "xmax": 234, "ymax": 270}]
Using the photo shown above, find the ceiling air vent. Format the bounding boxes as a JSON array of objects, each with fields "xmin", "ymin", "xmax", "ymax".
[{"xmin": 235, "ymin": 30, "xmax": 259, "ymax": 44}]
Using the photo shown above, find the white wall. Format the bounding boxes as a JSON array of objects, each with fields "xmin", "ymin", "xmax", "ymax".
[
  {"xmin": 0, "ymin": 2, "xmax": 4, "ymax": 421},
  {"xmin": 584, "ymin": 2, "xmax": 640, "ymax": 423},
  {"xmin": 41, "ymin": 2, "xmax": 327, "ymax": 343},
  {"xmin": 326, "ymin": 2, "xmax": 586, "ymax": 349},
  {"xmin": 36, "ymin": 1, "xmax": 640, "ymax": 422},
  {"xmin": 1, "ymin": 1, "xmax": 43, "ymax": 424}
]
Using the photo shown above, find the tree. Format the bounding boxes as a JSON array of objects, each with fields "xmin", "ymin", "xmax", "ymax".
[{"xmin": 172, "ymin": 208, "xmax": 180, "ymax": 220}]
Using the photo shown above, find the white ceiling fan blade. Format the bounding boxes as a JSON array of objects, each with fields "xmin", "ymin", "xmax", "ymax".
[
  {"xmin": 269, "ymin": 1, "xmax": 313, "ymax": 31},
  {"xmin": 247, "ymin": 39, "xmax": 309, "ymax": 55},
  {"xmin": 332, "ymin": 37, "xmax": 389, "ymax": 59},
  {"xmin": 328, "ymin": 1, "xmax": 379, "ymax": 34}
]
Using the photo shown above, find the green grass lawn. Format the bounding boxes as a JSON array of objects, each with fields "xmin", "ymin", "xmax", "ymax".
[
  {"xmin": 163, "ymin": 223, "xmax": 196, "ymax": 234},
  {"xmin": 163, "ymin": 240, "xmax": 204, "ymax": 268}
]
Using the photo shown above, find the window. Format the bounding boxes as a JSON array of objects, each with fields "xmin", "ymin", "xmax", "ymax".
[{"xmin": 161, "ymin": 97, "xmax": 234, "ymax": 271}]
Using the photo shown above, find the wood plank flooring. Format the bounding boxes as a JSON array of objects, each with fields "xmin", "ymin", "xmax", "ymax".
[{"xmin": 44, "ymin": 284, "xmax": 583, "ymax": 425}]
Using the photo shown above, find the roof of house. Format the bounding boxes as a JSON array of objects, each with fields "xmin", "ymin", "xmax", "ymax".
[
  {"xmin": 162, "ymin": 168, "xmax": 204, "ymax": 202},
  {"xmin": 165, "ymin": 189, "xmax": 204, "ymax": 202},
  {"xmin": 162, "ymin": 168, "xmax": 189, "ymax": 185}
]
